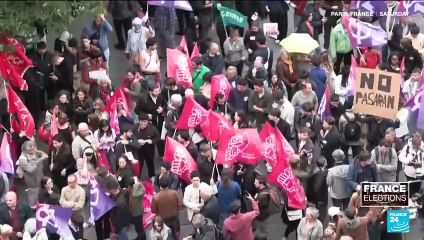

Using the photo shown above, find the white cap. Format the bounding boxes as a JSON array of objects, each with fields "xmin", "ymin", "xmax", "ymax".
[
  {"xmin": 132, "ymin": 17, "xmax": 142, "ymax": 25},
  {"xmin": 328, "ymin": 206, "xmax": 342, "ymax": 217}
]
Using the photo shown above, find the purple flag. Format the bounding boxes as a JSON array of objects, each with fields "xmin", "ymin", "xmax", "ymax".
[
  {"xmin": 148, "ymin": 0, "xmax": 193, "ymax": 11},
  {"xmin": 318, "ymin": 85, "xmax": 331, "ymax": 120},
  {"xmin": 341, "ymin": 16, "xmax": 388, "ymax": 48},
  {"xmin": 397, "ymin": 0, "xmax": 424, "ymax": 16},
  {"xmin": 403, "ymin": 85, "xmax": 424, "ymax": 128},
  {"xmin": 36, "ymin": 204, "xmax": 74, "ymax": 240},
  {"xmin": 351, "ymin": 0, "xmax": 388, "ymax": 14},
  {"xmin": 89, "ymin": 175, "xmax": 116, "ymax": 221}
]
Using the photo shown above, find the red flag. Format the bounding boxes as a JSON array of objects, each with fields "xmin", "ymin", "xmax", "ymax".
[
  {"xmin": 114, "ymin": 88, "xmax": 130, "ymax": 116},
  {"xmin": 176, "ymin": 96, "xmax": 208, "ymax": 129},
  {"xmin": 215, "ymin": 128, "xmax": 261, "ymax": 165},
  {"xmin": 200, "ymin": 110, "xmax": 234, "ymax": 141},
  {"xmin": 209, "ymin": 74, "xmax": 232, "ymax": 109},
  {"xmin": 104, "ymin": 88, "xmax": 128, "ymax": 135},
  {"xmin": 7, "ymin": 86, "xmax": 35, "ymax": 137},
  {"xmin": 164, "ymin": 137, "xmax": 198, "ymax": 183},
  {"xmin": 0, "ymin": 54, "xmax": 28, "ymax": 90},
  {"xmin": 142, "ymin": 181, "xmax": 156, "ymax": 229},
  {"xmin": 98, "ymin": 149, "xmax": 112, "ymax": 173},
  {"xmin": 190, "ymin": 42, "xmax": 200, "ymax": 60},
  {"xmin": 0, "ymin": 134, "xmax": 14, "ymax": 174},
  {"xmin": 166, "ymin": 48, "xmax": 193, "ymax": 88},
  {"xmin": 10, "ymin": 117, "xmax": 20, "ymax": 134},
  {"xmin": 259, "ymin": 123, "xmax": 279, "ymax": 168},
  {"xmin": 267, "ymin": 124, "xmax": 305, "ymax": 209},
  {"xmin": 0, "ymin": 37, "xmax": 33, "ymax": 76},
  {"xmin": 105, "ymin": 95, "xmax": 120, "ymax": 135},
  {"xmin": 267, "ymin": 147, "xmax": 306, "ymax": 209}
]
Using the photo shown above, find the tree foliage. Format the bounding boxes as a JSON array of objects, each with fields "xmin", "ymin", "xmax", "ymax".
[{"xmin": 0, "ymin": 1, "xmax": 105, "ymax": 36}]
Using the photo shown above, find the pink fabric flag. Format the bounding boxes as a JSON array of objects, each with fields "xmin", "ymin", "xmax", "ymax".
[
  {"xmin": 209, "ymin": 74, "xmax": 232, "ymax": 109},
  {"xmin": 348, "ymin": 55, "xmax": 358, "ymax": 96},
  {"xmin": 166, "ymin": 48, "xmax": 193, "ymax": 88},
  {"xmin": 164, "ymin": 137, "xmax": 198, "ymax": 183},
  {"xmin": 142, "ymin": 181, "xmax": 156, "ymax": 229},
  {"xmin": 0, "ymin": 134, "xmax": 14, "ymax": 174}
]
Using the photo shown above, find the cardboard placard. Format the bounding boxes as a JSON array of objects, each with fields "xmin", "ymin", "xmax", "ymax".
[
  {"xmin": 263, "ymin": 23, "xmax": 279, "ymax": 39},
  {"xmin": 354, "ymin": 68, "xmax": 401, "ymax": 119}
]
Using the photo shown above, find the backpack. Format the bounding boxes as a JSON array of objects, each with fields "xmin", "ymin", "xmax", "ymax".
[
  {"xmin": 342, "ymin": 113, "xmax": 361, "ymax": 142},
  {"xmin": 259, "ymin": 185, "xmax": 282, "ymax": 214}
]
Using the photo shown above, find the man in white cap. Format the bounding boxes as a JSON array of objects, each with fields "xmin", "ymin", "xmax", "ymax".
[
  {"xmin": 72, "ymin": 122, "xmax": 96, "ymax": 161},
  {"xmin": 125, "ymin": 17, "xmax": 155, "ymax": 67},
  {"xmin": 164, "ymin": 94, "xmax": 183, "ymax": 138}
]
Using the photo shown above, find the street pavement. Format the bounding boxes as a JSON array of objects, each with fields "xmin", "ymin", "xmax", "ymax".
[{"xmin": 32, "ymin": 5, "xmax": 424, "ymax": 240}]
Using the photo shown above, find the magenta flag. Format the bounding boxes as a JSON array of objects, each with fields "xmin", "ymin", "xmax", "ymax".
[{"xmin": 89, "ymin": 175, "xmax": 116, "ymax": 221}]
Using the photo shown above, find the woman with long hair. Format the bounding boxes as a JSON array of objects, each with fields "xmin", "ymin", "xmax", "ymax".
[
  {"xmin": 56, "ymin": 112, "xmax": 74, "ymax": 146},
  {"xmin": 149, "ymin": 215, "xmax": 173, "ymax": 240},
  {"xmin": 276, "ymin": 49, "xmax": 297, "ymax": 100},
  {"xmin": 116, "ymin": 155, "xmax": 134, "ymax": 190},
  {"xmin": 72, "ymin": 89, "xmax": 93, "ymax": 126},
  {"xmin": 216, "ymin": 168, "xmax": 241, "ymax": 228},
  {"xmin": 94, "ymin": 119, "xmax": 117, "ymax": 173},
  {"xmin": 334, "ymin": 65, "xmax": 353, "ymax": 108},
  {"xmin": 269, "ymin": 71, "xmax": 288, "ymax": 97},
  {"xmin": 55, "ymin": 90, "xmax": 73, "ymax": 120},
  {"xmin": 38, "ymin": 176, "xmax": 60, "ymax": 205},
  {"xmin": 49, "ymin": 134, "xmax": 75, "ymax": 190},
  {"xmin": 233, "ymin": 110, "xmax": 249, "ymax": 129}
]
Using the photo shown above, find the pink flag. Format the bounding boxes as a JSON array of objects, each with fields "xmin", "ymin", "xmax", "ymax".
[
  {"xmin": 142, "ymin": 181, "xmax": 156, "ymax": 229},
  {"xmin": 179, "ymin": 36, "xmax": 189, "ymax": 56},
  {"xmin": 209, "ymin": 74, "xmax": 232, "ymax": 109},
  {"xmin": 51, "ymin": 116, "xmax": 59, "ymax": 138},
  {"xmin": 215, "ymin": 128, "xmax": 261, "ymax": 165},
  {"xmin": 190, "ymin": 42, "xmax": 200, "ymax": 60},
  {"xmin": 176, "ymin": 97, "xmax": 208, "ymax": 129},
  {"xmin": 164, "ymin": 137, "xmax": 198, "ymax": 183},
  {"xmin": 348, "ymin": 55, "xmax": 358, "ymax": 96},
  {"xmin": 166, "ymin": 48, "xmax": 193, "ymax": 88},
  {"xmin": 400, "ymin": 57, "xmax": 406, "ymax": 88},
  {"xmin": 0, "ymin": 134, "xmax": 14, "ymax": 174},
  {"xmin": 7, "ymin": 86, "xmax": 35, "ymax": 137},
  {"xmin": 267, "ymin": 127, "xmax": 305, "ymax": 209}
]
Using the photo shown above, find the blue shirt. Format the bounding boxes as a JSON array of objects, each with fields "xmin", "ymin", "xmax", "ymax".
[
  {"xmin": 82, "ymin": 20, "xmax": 113, "ymax": 52},
  {"xmin": 217, "ymin": 181, "xmax": 241, "ymax": 214},
  {"xmin": 308, "ymin": 67, "xmax": 327, "ymax": 103}
]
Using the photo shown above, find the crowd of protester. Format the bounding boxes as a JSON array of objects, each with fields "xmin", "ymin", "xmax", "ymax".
[{"xmin": 1, "ymin": 0, "xmax": 424, "ymax": 240}]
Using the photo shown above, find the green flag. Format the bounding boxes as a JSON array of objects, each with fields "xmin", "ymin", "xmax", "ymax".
[{"xmin": 217, "ymin": 5, "xmax": 247, "ymax": 28}]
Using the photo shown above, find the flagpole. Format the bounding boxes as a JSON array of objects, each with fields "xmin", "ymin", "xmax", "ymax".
[{"xmin": 1, "ymin": 79, "xmax": 12, "ymax": 136}]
